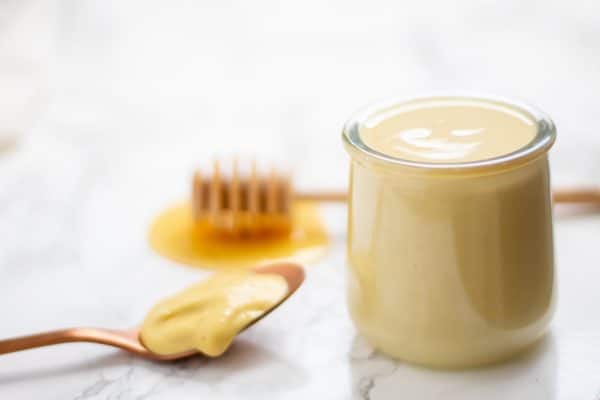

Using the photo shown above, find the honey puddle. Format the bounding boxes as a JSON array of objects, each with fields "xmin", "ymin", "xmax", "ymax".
[{"xmin": 149, "ymin": 201, "xmax": 329, "ymax": 269}]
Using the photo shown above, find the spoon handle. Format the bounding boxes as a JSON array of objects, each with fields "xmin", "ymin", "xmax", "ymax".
[{"xmin": 0, "ymin": 327, "xmax": 144, "ymax": 355}]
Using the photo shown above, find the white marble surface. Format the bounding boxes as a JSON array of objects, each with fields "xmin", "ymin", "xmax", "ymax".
[{"xmin": 2, "ymin": 0, "xmax": 600, "ymax": 398}]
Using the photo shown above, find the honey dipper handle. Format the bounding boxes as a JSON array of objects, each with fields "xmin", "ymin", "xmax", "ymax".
[
  {"xmin": 553, "ymin": 189, "xmax": 600, "ymax": 204},
  {"xmin": 295, "ymin": 191, "xmax": 348, "ymax": 202},
  {"xmin": 296, "ymin": 189, "xmax": 600, "ymax": 205}
]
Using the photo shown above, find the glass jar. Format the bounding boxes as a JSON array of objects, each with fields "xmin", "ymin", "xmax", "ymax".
[{"xmin": 342, "ymin": 95, "xmax": 556, "ymax": 368}]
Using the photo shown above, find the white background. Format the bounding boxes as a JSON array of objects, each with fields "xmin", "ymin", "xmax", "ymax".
[{"xmin": 1, "ymin": 0, "xmax": 600, "ymax": 398}]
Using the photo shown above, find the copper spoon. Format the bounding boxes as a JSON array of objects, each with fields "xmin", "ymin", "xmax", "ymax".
[{"xmin": 0, "ymin": 262, "xmax": 305, "ymax": 361}]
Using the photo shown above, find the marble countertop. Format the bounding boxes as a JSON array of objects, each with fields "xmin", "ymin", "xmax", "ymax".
[{"xmin": 2, "ymin": 0, "xmax": 600, "ymax": 398}]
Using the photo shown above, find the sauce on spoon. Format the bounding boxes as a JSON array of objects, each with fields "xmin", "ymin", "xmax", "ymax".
[{"xmin": 140, "ymin": 269, "xmax": 289, "ymax": 357}]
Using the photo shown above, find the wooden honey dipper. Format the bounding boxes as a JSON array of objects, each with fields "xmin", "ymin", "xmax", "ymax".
[
  {"xmin": 192, "ymin": 159, "xmax": 344, "ymax": 236},
  {"xmin": 192, "ymin": 159, "xmax": 600, "ymax": 236}
]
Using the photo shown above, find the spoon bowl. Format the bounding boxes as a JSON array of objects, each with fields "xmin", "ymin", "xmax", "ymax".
[{"xmin": 0, "ymin": 262, "xmax": 305, "ymax": 361}]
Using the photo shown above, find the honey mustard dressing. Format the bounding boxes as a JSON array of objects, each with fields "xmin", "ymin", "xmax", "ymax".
[
  {"xmin": 140, "ymin": 269, "xmax": 288, "ymax": 357},
  {"xmin": 360, "ymin": 97, "xmax": 537, "ymax": 163},
  {"xmin": 149, "ymin": 201, "xmax": 329, "ymax": 269},
  {"xmin": 343, "ymin": 95, "xmax": 556, "ymax": 368}
]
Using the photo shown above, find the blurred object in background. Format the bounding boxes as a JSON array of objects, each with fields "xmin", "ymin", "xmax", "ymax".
[{"xmin": 0, "ymin": 0, "xmax": 56, "ymax": 150}]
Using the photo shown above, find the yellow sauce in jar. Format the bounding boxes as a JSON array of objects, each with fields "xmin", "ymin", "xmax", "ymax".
[
  {"xmin": 344, "ymin": 96, "xmax": 556, "ymax": 368},
  {"xmin": 359, "ymin": 97, "xmax": 537, "ymax": 162}
]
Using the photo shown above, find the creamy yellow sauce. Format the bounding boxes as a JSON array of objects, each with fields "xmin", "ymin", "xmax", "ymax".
[
  {"xmin": 148, "ymin": 201, "xmax": 328, "ymax": 269},
  {"xmin": 344, "ymin": 96, "xmax": 555, "ymax": 368},
  {"xmin": 360, "ymin": 98, "xmax": 537, "ymax": 163},
  {"xmin": 140, "ymin": 269, "xmax": 288, "ymax": 357}
]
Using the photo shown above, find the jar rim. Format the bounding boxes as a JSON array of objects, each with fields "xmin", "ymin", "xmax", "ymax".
[{"xmin": 342, "ymin": 93, "xmax": 556, "ymax": 172}]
